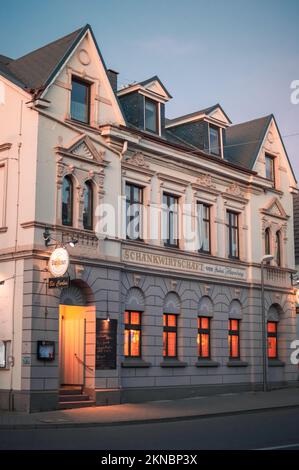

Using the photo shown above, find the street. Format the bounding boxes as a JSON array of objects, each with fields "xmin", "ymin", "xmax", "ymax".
[{"xmin": 1, "ymin": 407, "xmax": 299, "ymax": 450}]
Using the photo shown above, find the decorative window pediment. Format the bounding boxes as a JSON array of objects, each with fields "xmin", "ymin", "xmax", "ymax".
[
  {"xmin": 260, "ymin": 197, "xmax": 289, "ymax": 220},
  {"xmin": 57, "ymin": 134, "xmax": 105, "ymax": 164}
]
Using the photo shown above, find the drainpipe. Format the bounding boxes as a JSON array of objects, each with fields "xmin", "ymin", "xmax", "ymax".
[
  {"xmin": 115, "ymin": 140, "xmax": 127, "ymax": 399},
  {"xmin": 9, "ymin": 101, "xmax": 23, "ymax": 410}
]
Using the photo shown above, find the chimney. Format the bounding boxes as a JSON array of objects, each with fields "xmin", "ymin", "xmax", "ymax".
[{"xmin": 107, "ymin": 69, "xmax": 118, "ymax": 93}]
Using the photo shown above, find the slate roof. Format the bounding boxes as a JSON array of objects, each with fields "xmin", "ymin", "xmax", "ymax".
[
  {"xmin": 166, "ymin": 103, "xmax": 232, "ymax": 126},
  {"xmin": 0, "ymin": 26, "xmax": 87, "ymax": 93},
  {"xmin": 224, "ymin": 115, "xmax": 272, "ymax": 170},
  {"xmin": 294, "ymin": 192, "xmax": 299, "ymax": 267}
]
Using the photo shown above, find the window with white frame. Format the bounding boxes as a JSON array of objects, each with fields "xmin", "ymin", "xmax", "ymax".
[
  {"xmin": 163, "ymin": 193, "xmax": 179, "ymax": 247},
  {"xmin": 198, "ymin": 202, "xmax": 211, "ymax": 253}
]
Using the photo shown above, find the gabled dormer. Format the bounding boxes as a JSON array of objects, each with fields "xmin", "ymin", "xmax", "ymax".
[
  {"xmin": 117, "ymin": 75, "xmax": 172, "ymax": 136},
  {"xmin": 165, "ymin": 104, "xmax": 231, "ymax": 158}
]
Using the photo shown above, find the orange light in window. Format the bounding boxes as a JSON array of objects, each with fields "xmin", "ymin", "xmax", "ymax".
[
  {"xmin": 124, "ymin": 311, "xmax": 129, "ymax": 324},
  {"xmin": 167, "ymin": 332, "xmax": 176, "ymax": 357},
  {"xmin": 230, "ymin": 335, "xmax": 239, "ymax": 358},
  {"xmin": 124, "ymin": 329, "xmax": 129, "ymax": 356},
  {"xmin": 130, "ymin": 330, "xmax": 140, "ymax": 356},
  {"xmin": 130, "ymin": 312, "xmax": 141, "ymax": 325},
  {"xmin": 167, "ymin": 315, "xmax": 177, "ymax": 327},
  {"xmin": 268, "ymin": 337, "xmax": 277, "ymax": 358}
]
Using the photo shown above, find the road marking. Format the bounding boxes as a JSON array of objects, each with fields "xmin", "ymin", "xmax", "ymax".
[{"xmin": 257, "ymin": 443, "xmax": 299, "ymax": 450}]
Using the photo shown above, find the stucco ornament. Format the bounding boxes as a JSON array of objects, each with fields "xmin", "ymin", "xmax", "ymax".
[
  {"xmin": 267, "ymin": 131, "xmax": 274, "ymax": 144},
  {"xmin": 126, "ymin": 152, "xmax": 149, "ymax": 168},
  {"xmin": 78, "ymin": 48, "xmax": 91, "ymax": 66},
  {"xmin": 196, "ymin": 174, "xmax": 214, "ymax": 187},
  {"xmin": 226, "ymin": 183, "xmax": 244, "ymax": 198}
]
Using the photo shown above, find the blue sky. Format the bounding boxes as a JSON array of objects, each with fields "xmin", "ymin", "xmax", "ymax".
[{"xmin": 1, "ymin": 0, "xmax": 298, "ymax": 178}]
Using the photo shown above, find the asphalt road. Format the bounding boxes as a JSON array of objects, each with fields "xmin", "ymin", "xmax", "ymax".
[{"xmin": 1, "ymin": 407, "xmax": 299, "ymax": 450}]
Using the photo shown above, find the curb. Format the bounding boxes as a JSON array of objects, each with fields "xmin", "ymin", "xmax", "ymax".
[{"xmin": 1, "ymin": 402, "xmax": 299, "ymax": 430}]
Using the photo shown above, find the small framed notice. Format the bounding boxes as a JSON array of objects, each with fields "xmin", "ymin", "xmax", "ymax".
[
  {"xmin": 0, "ymin": 341, "xmax": 6, "ymax": 368},
  {"xmin": 37, "ymin": 341, "xmax": 55, "ymax": 361}
]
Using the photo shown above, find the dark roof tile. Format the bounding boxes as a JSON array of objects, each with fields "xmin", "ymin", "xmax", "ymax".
[
  {"xmin": 3, "ymin": 26, "xmax": 86, "ymax": 91},
  {"xmin": 224, "ymin": 115, "xmax": 272, "ymax": 169}
]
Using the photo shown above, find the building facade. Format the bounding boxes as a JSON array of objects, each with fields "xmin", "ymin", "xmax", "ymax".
[
  {"xmin": 0, "ymin": 25, "xmax": 298, "ymax": 412},
  {"xmin": 294, "ymin": 192, "xmax": 299, "ymax": 335}
]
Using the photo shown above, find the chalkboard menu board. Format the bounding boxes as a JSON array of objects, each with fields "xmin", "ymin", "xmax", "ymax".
[{"xmin": 95, "ymin": 319, "xmax": 117, "ymax": 369}]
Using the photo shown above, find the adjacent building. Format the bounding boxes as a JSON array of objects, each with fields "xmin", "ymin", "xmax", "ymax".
[{"xmin": 0, "ymin": 24, "xmax": 298, "ymax": 412}]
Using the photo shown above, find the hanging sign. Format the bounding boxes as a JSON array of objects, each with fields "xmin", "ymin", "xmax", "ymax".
[{"xmin": 48, "ymin": 247, "xmax": 69, "ymax": 278}]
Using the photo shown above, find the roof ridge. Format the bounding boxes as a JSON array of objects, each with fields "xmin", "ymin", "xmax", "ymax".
[
  {"xmin": 229, "ymin": 114, "xmax": 272, "ymax": 128},
  {"xmin": 12, "ymin": 26, "xmax": 86, "ymax": 63}
]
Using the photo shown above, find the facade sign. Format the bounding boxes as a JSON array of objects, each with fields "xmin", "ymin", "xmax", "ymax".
[
  {"xmin": 48, "ymin": 276, "xmax": 70, "ymax": 288},
  {"xmin": 122, "ymin": 248, "xmax": 246, "ymax": 280},
  {"xmin": 95, "ymin": 319, "xmax": 117, "ymax": 369},
  {"xmin": 48, "ymin": 247, "xmax": 69, "ymax": 278}
]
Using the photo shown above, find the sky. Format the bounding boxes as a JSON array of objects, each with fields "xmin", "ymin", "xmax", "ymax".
[{"xmin": 1, "ymin": 0, "xmax": 298, "ymax": 179}]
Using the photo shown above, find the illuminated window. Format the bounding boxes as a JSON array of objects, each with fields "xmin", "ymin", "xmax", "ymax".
[
  {"xmin": 71, "ymin": 76, "xmax": 90, "ymax": 124},
  {"xmin": 228, "ymin": 319, "xmax": 240, "ymax": 358},
  {"xmin": 125, "ymin": 183, "xmax": 143, "ymax": 240},
  {"xmin": 62, "ymin": 175, "xmax": 73, "ymax": 226},
  {"xmin": 124, "ymin": 311, "xmax": 141, "ymax": 357},
  {"xmin": 227, "ymin": 211, "xmax": 239, "ymax": 259},
  {"xmin": 197, "ymin": 317, "xmax": 210, "ymax": 358},
  {"xmin": 198, "ymin": 203, "xmax": 211, "ymax": 253},
  {"xmin": 267, "ymin": 321, "xmax": 278, "ymax": 359},
  {"xmin": 163, "ymin": 314, "xmax": 177, "ymax": 358},
  {"xmin": 83, "ymin": 180, "xmax": 93, "ymax": 230}
]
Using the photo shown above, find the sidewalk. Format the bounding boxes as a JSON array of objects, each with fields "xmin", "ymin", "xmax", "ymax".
[{"xmin": 1, "ymin": 387, "xmax": 299, "ymax": 430}]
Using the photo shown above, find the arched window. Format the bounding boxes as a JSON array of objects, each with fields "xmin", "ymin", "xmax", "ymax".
[
  {"xmin": 83, "ymin": 180, "xmax": 93, "ymax": 230},
  {"xmin": 265, "ymin": 228, "xmax": 271, "ymax": 256},
  {"xmin": 62, "ymin": 175, "xmax": 73, "ymax": 226},
  {"xmin": 275, "ymin": 231, "xmax": 281, "ymax": 267}
]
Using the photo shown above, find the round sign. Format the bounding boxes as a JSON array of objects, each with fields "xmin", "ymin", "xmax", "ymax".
[{"xmin": 48, "ymin": 247, "xmax": 69, "ymax": 278}]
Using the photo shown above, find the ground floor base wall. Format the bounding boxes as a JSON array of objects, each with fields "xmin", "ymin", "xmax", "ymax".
[
  {"xmin": 1, "ymin": 381, "xmax": 298, "ymax": 412},
  {"xmin": 0, "ymin": 390, "xmax": 58, "ymax": 412}
]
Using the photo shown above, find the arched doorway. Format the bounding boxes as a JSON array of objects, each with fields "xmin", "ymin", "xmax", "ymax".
[{"xmin": 59, "ymin": 281, "xmax": 95, "ymax": 388}]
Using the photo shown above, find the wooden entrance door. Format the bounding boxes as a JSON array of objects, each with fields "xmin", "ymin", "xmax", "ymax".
[{"xmin": 59, "ymin": 305, "xmax": 86, "ymax": 385}]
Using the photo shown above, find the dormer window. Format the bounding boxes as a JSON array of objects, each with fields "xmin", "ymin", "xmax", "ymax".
[
  {"xmin": 145, "ymin": 98, "xmax": 159, "ymax": 133},
  {"xmin": 209, "ymin": 125, "xmax": 221, "ymax": 156},
  {"xmin": 71, "ymin": 76, "xmax": 90, "ymax": 124},
  {"xmin": 265, "ymin": 154, "xmax": 275, "ymax": 184}
]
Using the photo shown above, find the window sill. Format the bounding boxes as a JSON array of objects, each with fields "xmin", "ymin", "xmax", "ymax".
[
  {"xmin": 121, "ymin": 359, "xmax": 151, "ymax": 368},
  {"xmin": 160, "ymin": 359, "xmax": 187, "ymax": 368},
  {"xmin": 65, "ymin": 118, "xmax": 99, "ymax": 134},
  {"xmin": 227, "ymin": 360, "xmax": 248, "ymax": 367},
  {"xmin": 268, "ymin": 359, "xmax": 285, "ymax": 367},
  {"xmin": 195, "ymin": 359, "xmax": 219, "ymax": 368},
  {"xmin": 164, "ymin": 243, "xmax": 179, "ymax": 249}
]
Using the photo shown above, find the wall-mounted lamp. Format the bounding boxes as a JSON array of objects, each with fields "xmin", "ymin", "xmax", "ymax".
[
  {"xmin": 69, "ymin": 239, "xmax": 78, "ymax": 248},
  {"xmin": 43, "ymin": 227, "xmax": 78, "ymax": 249}
]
